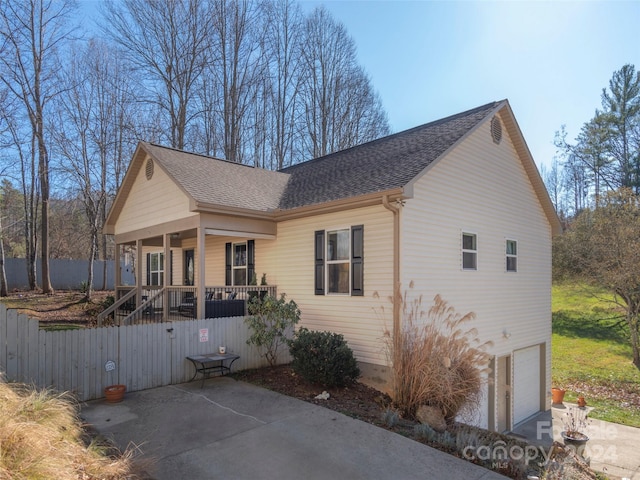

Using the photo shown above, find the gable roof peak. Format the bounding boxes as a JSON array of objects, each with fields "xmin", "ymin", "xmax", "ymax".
[{"xmin": 277, "ymin": 100, "xmax": 505, "ymax": 209}]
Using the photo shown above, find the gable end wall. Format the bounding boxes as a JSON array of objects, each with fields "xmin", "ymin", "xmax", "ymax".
[
  {"xmin": 116, "ymin": 156, "xmax": 196, "ymax": 234},
  {"xmin": 400, "ymin": 114, "xmax": 552, "ymax": 427}
]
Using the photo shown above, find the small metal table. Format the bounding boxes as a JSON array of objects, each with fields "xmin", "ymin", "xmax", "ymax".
[{"xmin": 186, "ymin": 353, "xmax": 240, "ymax": 387}]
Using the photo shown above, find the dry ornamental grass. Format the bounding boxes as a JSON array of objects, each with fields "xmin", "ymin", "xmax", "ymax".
[
  {"xmin": 0, "ymin": 375, "xmax": 138, "ymax": 480},
  {"xmin": 380, "ymin": 284, "xmax": 493, "ymax": 421}
]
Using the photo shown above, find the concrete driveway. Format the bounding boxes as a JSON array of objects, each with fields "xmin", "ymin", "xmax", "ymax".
[{"xmin": 81, "ymin": 378, "xmax": 505, "ymax": 480}]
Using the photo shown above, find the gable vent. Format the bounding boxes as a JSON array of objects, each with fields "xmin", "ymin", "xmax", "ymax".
[
  {"xmin": 491, "ymin": 116, "xmax": 502, "ymax": 144},
  {"xmin": 145, "ymin": 159, "xmax": 154, "ymax": 180}
]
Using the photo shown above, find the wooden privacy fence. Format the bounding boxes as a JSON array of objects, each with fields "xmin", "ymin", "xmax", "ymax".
[{"xmin": 0, "ymin": 304, "xmax": 282, "ymax": 401}]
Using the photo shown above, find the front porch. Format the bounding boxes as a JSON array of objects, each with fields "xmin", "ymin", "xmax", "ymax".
[
  {"xmin": 98, "ymin": 285, "xmax": 277, "ymax": 326},
  {"xmin": 100, "ymin": 219, "xmax": 278, "ymax": 326}
]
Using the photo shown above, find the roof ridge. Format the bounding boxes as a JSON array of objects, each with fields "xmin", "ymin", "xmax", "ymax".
[
  {"xmin": 145, "ymin": 142, "xmax": 266, "ymax": 171},
  {"xmin": 280, "ymin": 100, "xmax": 503, "ymax": 173}
]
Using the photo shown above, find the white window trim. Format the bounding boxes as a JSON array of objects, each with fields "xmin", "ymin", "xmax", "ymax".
[
  {"xmin": 326, "ymin": 227, "xmax": 351, "ymax": 295},
  {"xmin": 461, "ymin": 231, "xmax": 478, "ymax": 271},
  {"xmin": 149, "ymin": 252, "xmax": 164, "ymax": 286},
  {"xmin": 506, "ymin": 238, "xmax": 518, "ymax": 273},
  {"xmin": 232, "ymin": 242, "xmax": 247, "ymax": 286}
]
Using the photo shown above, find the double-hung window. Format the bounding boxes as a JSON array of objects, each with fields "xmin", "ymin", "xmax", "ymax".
[
  {"xmin": 225, "ymin": 240, "xmax": 255, "ymax": 287},
  {"xmin": 315, "ymin": 225, "xmax": 364, "ymax": 296},
  {"xmin": 147, "ymin": 252, "xmax": 164, "ymax": 286},
  {"xmin": 327, "ymin": 229, "xmax": 350, "ymax": 294},
  {"xmin": 506, "ymin": 239, "xmax": 517, "ymax": 272},
  {"xmin": 462, "ymin": 233, "xmax": 477, "ymax": 270},
  {"xmin": 233, "ymin": 243, "xmax": 247, "ymax": 285}
]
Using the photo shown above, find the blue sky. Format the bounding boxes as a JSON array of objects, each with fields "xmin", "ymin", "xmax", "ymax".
[
  {"xmin": 78, "ymin": 0, "xmax": 640, "ymax": 170},
  {"xmin": 301, "ymin": 1, "xmax": 640, "ymax": 169}
]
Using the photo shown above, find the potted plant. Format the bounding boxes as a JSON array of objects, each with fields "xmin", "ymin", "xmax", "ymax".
[
  {"xmin": 561, "ymin": 407, "xmax": 589, "ymax": 457},
  {"xmin": 551, "ymin": 387, "xmax": 566, "ymax": 405},
  {"xmin": 104, "ymin": 384, "xmax": 126, "ymax": 403},
  {"xmin": 259, "ymin": 273, "xmax": 268, "ymax": 301},
  {"xmin": 248, "ymin": 272, "xmax": 259, "ymax": 303}
]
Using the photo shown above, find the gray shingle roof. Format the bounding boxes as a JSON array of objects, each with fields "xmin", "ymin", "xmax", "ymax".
[
  {"xmin": 143, "ymin": 143, "xmax": 289, "ymax": 212},
  {"xmin": 144, "ymin": 101, "xmax": 502, "ymax": 213},
  {"xmin": 278, "ymin": 101, "xmax": 502, "ymax": 209}
]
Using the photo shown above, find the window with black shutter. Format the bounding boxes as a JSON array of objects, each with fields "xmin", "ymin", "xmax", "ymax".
[
  {"xmin": 225, "ymin": 240, "xmax": 254, "ymax": 286},
  {"xmin": 314, "ymin": 225, "xmax": 363, "ymax": 296}
]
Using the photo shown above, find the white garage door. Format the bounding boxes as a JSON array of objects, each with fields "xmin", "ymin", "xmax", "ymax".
[{"xmin": 513, "ymin": 345, "xmax": 541, "ymax": 425}]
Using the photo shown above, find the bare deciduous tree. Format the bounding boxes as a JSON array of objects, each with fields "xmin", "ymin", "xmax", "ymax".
[
  {"xmin": 556, "ymin": 188, "xmax": 640, "ymax": 368},
  {"xmin": 208, "ymin": 0, "xmax": 263, "ymax": 163},
  {"xmin": 103, "ymin": 0, "xmax": 210, "ymax": 151},
  {"xmin": 55, "ymin": 39, "xmax": 143, "ymax": 299},
  {"xmin": 0, "ymin": 95, "xmax": 39, "ymax": 289},
  {"xmin": 0, "ymin": 0, "xmax": 77, "ymax": 293},
  {"xmin": 300, "ymin": 6, "xmax": 389, "ymax": 159},
  {"xmin": 262, "ymin": 0, "xmax": 304, "ymax": 169}
]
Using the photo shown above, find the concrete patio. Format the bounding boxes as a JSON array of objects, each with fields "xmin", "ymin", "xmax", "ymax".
[
  {"xmin": 82, "ymin": 378, "xmax": 507, "ymax": 480},
  {"xmin": 512, "ymin": 402, "xmax": 640, "ymax": 479}
]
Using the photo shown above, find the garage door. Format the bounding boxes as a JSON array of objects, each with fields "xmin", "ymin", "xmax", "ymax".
[{"xmin": 513, "ymin": 345, "xmax": 541, "ymax": 425}]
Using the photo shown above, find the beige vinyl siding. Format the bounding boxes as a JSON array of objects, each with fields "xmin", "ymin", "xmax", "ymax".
[
  {"xmin": 275, "ymin": 205, "xmax": 394, "ymax": 365},
  {"xmin": 140, "ymin": 246, "xmax": 183, "ymax": 286},
  {"xmin": 142, "ymin": 236, "xmax": 276, "ymax": 288},
  {"xmin": 401, "ymin": 115, "xmax": 552, "ymax": 425},
  {"xmin": 200, "ymin": 236, "xmax": 277, "ymax": 286},
  {"xmin": 117, "ymin": 156, "xmax": 197, "ymax": 234}
]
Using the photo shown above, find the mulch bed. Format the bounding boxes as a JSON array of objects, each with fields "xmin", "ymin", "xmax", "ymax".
[{"xmin": 234, "ymin": 364, "xmax": 393, "ymax": 425}]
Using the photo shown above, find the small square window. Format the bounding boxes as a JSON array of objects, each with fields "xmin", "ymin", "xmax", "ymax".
[
  {"xmin": 462, "ymin": 233, "xmax": 477, "ymax": 270},
  {"xmin": 506, "ymin": 240, "xmax": 517, "ymax": 272}
]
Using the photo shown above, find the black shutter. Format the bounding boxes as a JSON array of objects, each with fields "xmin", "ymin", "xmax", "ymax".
[
  {"xmin": 225, "ymin": 242, "xmax": 232, "ymax": 286},
  {"xmin": 314, "ymin": 230, "xmax": 325, "ymax": 295},
  {"xmin": 247, "ymin": 239, "xmax": 255, "ymax": 286},
  {"xmin": 351, "ymin": 225, "xmax": 364, "ymax": 296},
  {"xmin": 146, "ymin": 253, "xmax": 151, "ymax": 286}
]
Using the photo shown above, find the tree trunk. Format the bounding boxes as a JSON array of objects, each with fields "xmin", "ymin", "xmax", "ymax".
[
  {"xmin": 38, "ymin": 125, "xmax": 53, "ymax": 294},
  {"xmin": 629, "ymin": 313, "xmax": 640, "ymax": 369},
  {"xmin": 85, "ymin": 236, "xmax": 96, "ymax": 303},
  {"xmin": 0, "ymin": 216, "xmax": 8, "ymax": 297}
]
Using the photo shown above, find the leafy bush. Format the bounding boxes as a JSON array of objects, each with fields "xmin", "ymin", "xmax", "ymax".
[
  {"xmin": 289, "ymin": 328, "xmax": 360, "ymax": 387},
  {"xmin": 380, "ymin": 284, "xmax": 492, "ymax": 421},
  {"xmin": 245, "ymin": 294, "xmax": 300, "ymax": 367},
  {"xmin": 102, "ymin": 295, "xmax": 115, "ymax": 309}
]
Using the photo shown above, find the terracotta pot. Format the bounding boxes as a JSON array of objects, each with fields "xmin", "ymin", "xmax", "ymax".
[
  {"xmin": 551, "ymin": 387, "xmax": 566, "ymax": 405},
  {"xmin": 104, "ymin": 384, "xmax": 126, "ymax": 403}
]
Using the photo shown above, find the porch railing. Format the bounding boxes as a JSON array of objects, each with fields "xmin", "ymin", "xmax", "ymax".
[{"xmin": 112, "ymin": 285, "xmax": 277, "ymax": 325}]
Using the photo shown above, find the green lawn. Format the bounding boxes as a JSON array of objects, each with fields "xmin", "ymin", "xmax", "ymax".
[{"xmin": 552, "ymin": 283, "xmax": 640, "ymax": 427}]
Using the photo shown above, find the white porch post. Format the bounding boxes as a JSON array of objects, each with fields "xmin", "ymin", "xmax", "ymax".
[
  {"xmin": 136, "ymin": 239, "xmax": 143, "ymax": 307},
  {"xmin": 196, "ymin": 227, "xmax": 206, "ymax": 319},
  {"xmin": 164, "ymin": 233, "xmax": 171, "ymax": 319}
]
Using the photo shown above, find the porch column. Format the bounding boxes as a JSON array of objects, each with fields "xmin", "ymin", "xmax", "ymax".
[
  {"xmin": 163, "ymin": 233, "xmax": 171, "ymax": 320},
  {"xmin": 136, "ymin": 239, "xmax": 143, "ymax": 308},
  {"xmin": 114, "ymin": 243, "xmax": 121, "ymax": 288},
  {"xmin": 196, "ymin": 227, "xmax": 206, "ymax": 319}
]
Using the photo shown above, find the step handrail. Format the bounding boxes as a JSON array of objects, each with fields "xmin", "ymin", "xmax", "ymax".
[
  {"xmin": 121, "ymin": 288, "xmax": 165, "ymax": 325},
  {"xmin": 97, "ymin": 288, "xmax": 137, "ymax": 326}
]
